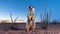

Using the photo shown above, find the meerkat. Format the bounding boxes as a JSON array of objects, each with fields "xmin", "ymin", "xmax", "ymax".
[{"xmin": 26, "ymin": 6, "xmax": 35, "ymax": 32}]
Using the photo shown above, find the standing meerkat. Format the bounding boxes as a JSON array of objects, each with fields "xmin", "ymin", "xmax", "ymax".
[{"xmin": 26, "ymin": 6, "xmax": 35, "ymax": 31}]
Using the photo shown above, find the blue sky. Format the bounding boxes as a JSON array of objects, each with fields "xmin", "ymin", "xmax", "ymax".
[{"xmin": 0, "ymin": 0, "xmax": 60, "ymax": 22}]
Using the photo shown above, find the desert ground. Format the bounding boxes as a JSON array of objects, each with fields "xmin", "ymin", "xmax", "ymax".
[{"xmin": 0, "ymin": 23, "xmax": 60, "ymax": 34}]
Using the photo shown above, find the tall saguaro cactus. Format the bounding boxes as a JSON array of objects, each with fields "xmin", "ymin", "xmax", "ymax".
[
  {"xmin": 10, "ymin": 12, "xmax": 13, "ymax": 23},
  {"xmin": 44, "ymin": 3, "xmax": 46, "ymax": 20},
  {"xmin": 43, "ymin": 3, "xmax": 48, "ymax": 30},
  {"xmin": 41, "ymin": 3, "xmax": 52, "ymax": 30},
  {"xmin": 10, "ymin": 12, "xmax": 19, "ymax": 30},
  {"xmin": 40, "ymin": 3, "xmax": 47, "ymax": 30}
]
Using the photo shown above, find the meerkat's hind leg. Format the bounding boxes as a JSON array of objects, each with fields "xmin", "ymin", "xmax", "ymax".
[
  {"xmin": 26, "ymin": 25, "xmax": 31, "ymax": 32},
  {"xmin": 27, "ymin": 27, "xmax": 30, "ymax": 32},
  {"xmin": 31, "ymin": 26, "xmax": 35, "ymax": 32},
  {"xmin": 29, "ymin": 26, "xmax": 32, "ymax": 31},
  {"xmin": 27, "ymin": 29, "xmax": 29, "ymax": 32}
]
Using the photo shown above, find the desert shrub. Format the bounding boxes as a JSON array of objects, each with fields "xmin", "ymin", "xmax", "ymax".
[{"xmin": 52, "ymin": 20, "xmax": 58, "ymax": 25}]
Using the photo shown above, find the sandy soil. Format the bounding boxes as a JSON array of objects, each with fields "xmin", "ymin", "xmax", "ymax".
[{"xmin": 0, "ymin": 29, "xmax": 60, "ymax": 34}]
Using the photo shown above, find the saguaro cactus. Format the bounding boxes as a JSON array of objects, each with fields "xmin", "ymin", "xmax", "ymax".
[
  {"xmin": 10, "ymin": 12, "xmax": 19, "ymax": 30},
  {"xmin": 41, "ymin": 4, "xmax": 52, "ymax": 29}
]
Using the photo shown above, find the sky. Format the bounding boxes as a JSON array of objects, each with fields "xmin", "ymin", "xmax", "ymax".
[{"xmin": 0, "ymin": 0, "xmax": 60, "ymax": 22}]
